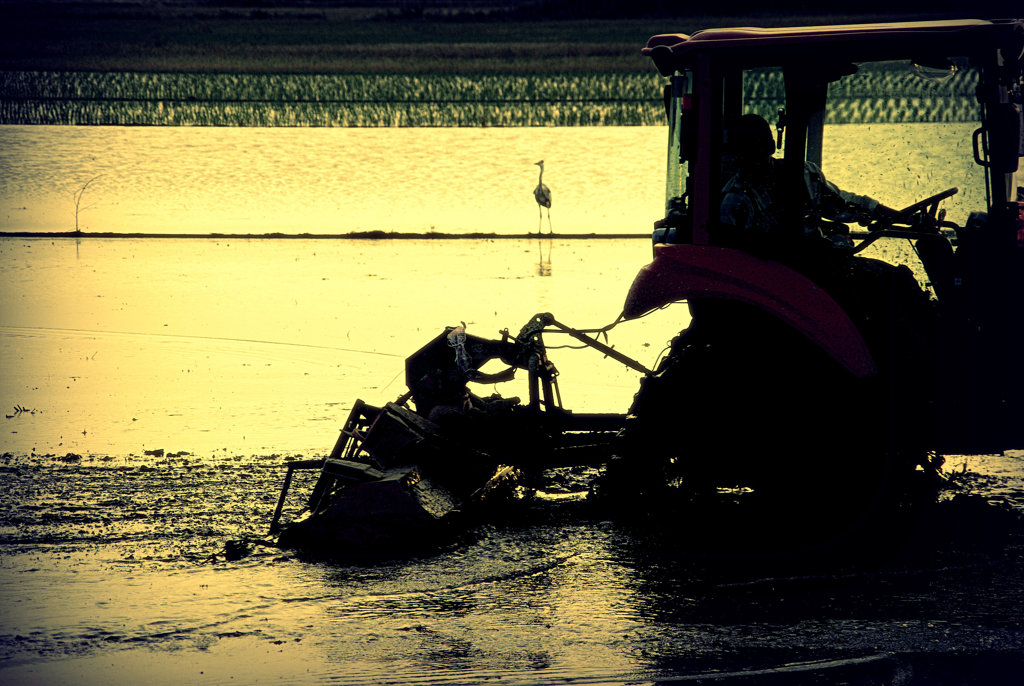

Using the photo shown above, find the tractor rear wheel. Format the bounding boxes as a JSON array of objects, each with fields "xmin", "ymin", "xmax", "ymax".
[{"xmin": 604, "ymin": 299, "xmax": 933, "ymax": 551}]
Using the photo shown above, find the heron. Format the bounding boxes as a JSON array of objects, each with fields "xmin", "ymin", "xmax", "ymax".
[{"xmin": 533, "ymin": 160, "xmax": 552, "ymax": 234}]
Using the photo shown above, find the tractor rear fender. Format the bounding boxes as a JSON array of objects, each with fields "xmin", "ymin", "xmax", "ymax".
[{"xmin": 622, "ymin": 243, "xmax": 877, "ymax": 378}]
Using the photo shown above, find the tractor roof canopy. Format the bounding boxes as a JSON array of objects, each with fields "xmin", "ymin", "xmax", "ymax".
[{"xmin": 643, "ymin": 19, "xmax": 1024, "ymax": 74}]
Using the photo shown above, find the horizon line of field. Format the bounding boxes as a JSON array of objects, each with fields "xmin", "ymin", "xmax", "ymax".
[{"xmin": 0, "ymin": 231, "xmax": 654, "ymax": 239}]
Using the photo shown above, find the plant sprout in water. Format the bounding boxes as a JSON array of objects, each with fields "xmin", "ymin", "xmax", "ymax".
[{"xmin": 72, "ymin": 175, "xmax": 102, "ymax": 232}]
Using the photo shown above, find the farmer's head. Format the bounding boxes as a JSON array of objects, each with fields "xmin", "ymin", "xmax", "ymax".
[{"xmin": 724, "ymin": 114, "xmax": 775, "ymax": 161}]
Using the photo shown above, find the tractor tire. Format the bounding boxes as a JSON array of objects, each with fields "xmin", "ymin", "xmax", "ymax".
[{"xmin": 604, "ymin": 295, "xmax": 933, "ymax": 551}]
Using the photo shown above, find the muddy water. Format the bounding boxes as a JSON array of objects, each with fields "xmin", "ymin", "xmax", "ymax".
[
  {"xmin": 2, "ymin": 237, "xmax": 1024, "ymax": 684},
  {"xmin": 1, "ymin": 456, "xmax": 1023, "ymax": 685}
]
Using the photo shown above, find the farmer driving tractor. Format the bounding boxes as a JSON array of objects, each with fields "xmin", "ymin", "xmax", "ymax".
[{"xmin": 720, "ymin": 113, "xmax": 902, "ymax": 246}]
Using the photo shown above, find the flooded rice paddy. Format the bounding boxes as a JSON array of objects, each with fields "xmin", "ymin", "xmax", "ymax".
[
  {"xmin": 1, "ymin": 123, "xmax": 1023, "ymax": 683},
  {"xmin": 0, "ymin": 122, "xmax": 987, "ymax": 236},
  {"xmin": 0, "ymin": 237, "xmax": 683, "ymax": 457},
  {"xmin": 2, "ymin": 236, "xmax": 1023, "ymax": 685},
  {"xmin": 1, "ymin": 449, "xmax": 1023, "ymax": 684}
]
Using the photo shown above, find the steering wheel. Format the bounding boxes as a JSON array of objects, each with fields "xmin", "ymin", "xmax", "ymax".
[
  {"xmin": 867, "ymin": 187, "xmax": 958, "ymax": 234},
  {"xmin": 897, "ymin": 187, "xmax": 958, "ymax": 219}
]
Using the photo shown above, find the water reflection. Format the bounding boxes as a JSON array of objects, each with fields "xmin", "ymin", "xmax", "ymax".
[
  {"xmin": 605, "ymin": 505, "xmax": 1024, "ymax": 683},
  {"xmin": 536, "ymin": 236, "xmax": 552, "ymax": 276},
  {"xmin": 0, "ymin": 237, "xmax": 683, "ymax": 457},
  {"xmin": 283, "ymin": 518, "xmax": 648, "ymax": 680}
]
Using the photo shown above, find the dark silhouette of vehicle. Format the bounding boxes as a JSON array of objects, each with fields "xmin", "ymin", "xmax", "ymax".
[
  {"xmin": 602, "ymin": 18, "xmax": 1024, "ymax": 548},
  {"xmin": 270, "ymin": 19, "xmax": 1023, "ymax": 556}
]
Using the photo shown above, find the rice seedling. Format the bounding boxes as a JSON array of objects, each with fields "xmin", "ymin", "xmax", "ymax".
[
  {"xmin": 0, "ymin": 67, "xmax": 982, "ymax": 127},
  {"xmin": 73, "ymin": 175, "xmax": 102, "ymax": 232}
]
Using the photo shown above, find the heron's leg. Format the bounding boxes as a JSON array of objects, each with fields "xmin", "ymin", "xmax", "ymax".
[{"xmin": 546, "ymin": 207, "xmax": 553, "ymax": 234}]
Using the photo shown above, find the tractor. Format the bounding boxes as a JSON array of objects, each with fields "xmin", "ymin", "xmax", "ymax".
[
  {"xmin": 271, "ymin": 19, "xmax": 1023, "ymax": 555},
  {"xmin": 599, "ymin": 18, "xmax": 1024, "ymax": 547}
]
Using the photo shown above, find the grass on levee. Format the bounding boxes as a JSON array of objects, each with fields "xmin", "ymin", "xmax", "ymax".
[{"xmin": 0, "ymin": 3, "xmax": 962, "ymax": 74}]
